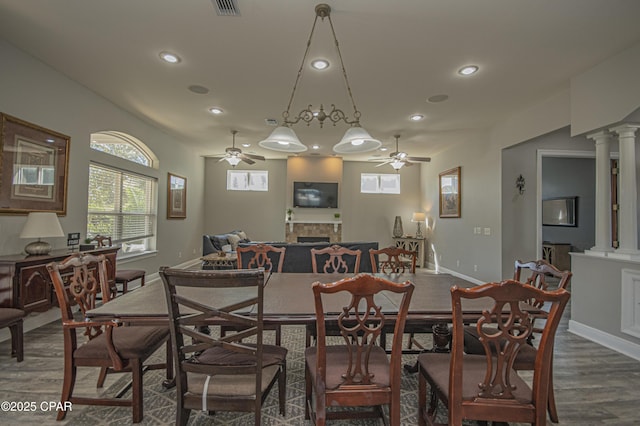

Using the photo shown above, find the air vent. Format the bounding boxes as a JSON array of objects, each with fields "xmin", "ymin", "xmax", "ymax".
[
  {"xmin": 212, "ymin": 0, "xmax": 240, "ymax": 16},
  {"xmin": 265, "ymin": 118, "xmax": 278, "ymax": 126}
]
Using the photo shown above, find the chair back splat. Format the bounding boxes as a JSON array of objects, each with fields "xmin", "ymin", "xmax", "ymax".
[
  {"xmin": 237, "ymin": 243, "xmax": 286, "ymax": 273},
  {"xmin": 159, "ymin": 267, "xmax": 287, "ymax": 425},
  {"xmin": 305, "ymin": 273, "xmax": 414, "ymax": 425},
  {"xmin": 418, "ymin": 279, "xmax": 570, "ymax": 426},
  {"xmin": 311, "ymin": 244, "xmax": 362, "ymax": 273},
  {"xmin": 370, "ymin": 246, "xmax": 417, "ymax": 274}
]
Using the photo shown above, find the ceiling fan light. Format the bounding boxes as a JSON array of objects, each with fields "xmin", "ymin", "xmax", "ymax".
[
  {"xmin": 391, "ymin": 160, "xmax": 405, "ymax": 170},
  {"xmin": 258, "ymin": 126, "xmax": 307, "ymax": 152},
  {"xmin": 333, "ymin": 126, "xmax": 382, "ymax": 153},
  {"xmin": 225, "ymin": 156, "xmax": 241, "ymax": 166}
]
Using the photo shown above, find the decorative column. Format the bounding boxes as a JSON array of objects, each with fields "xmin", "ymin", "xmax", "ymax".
[
  {"xmin": 610, "ymin": 124, "xmax": 640, "ymax": 255},
  {"xmin": 587, "ymin": 130, "xmax": 613, "ymax": 253}
]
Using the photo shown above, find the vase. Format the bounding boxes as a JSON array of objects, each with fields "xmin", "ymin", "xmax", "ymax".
[{"xmin": 393, "ymin": 216, "xmax": 403, "ymax": 237}]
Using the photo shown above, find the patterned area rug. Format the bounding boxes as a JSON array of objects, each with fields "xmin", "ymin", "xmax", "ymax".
[{"xmin": 67, "ymin": 325, "xmax": 442, "ymax": 425}]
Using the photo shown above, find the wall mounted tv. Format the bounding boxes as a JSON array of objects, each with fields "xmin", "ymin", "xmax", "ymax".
[
  {"xmin": 542, "ymin": 197, "xmax": 577, "ymax": 227},
  {"xmin": 293, "ymin": 182, "xmax": 338, "ymax": 208}
]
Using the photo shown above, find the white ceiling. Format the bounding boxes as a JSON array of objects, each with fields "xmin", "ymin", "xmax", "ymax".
[{"xmin": 1, "ymin": 0, "xmax": 640, "ymax": 162}]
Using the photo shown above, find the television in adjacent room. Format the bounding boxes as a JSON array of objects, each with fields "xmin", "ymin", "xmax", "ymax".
[
  {"xmin": 293, "ymin": 181, "xmax": 338, "ymax": 208},
  {"xmin": 542, "ymin": 197, "xmax": 577, "ymax": 227}
]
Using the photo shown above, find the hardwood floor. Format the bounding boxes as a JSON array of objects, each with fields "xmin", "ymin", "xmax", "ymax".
[{"xmin": 1, "ymin": 278, "xmax": 640, "ymax": 424}]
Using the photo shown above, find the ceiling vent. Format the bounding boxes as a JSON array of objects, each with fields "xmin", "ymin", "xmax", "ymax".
[
  {"xmin": 265, "ymin": 118, "xmax": 279, "ymax": 126},
  {"xmin": 212, "ymin": 0, "xmax": 240, "ymax": 16}
]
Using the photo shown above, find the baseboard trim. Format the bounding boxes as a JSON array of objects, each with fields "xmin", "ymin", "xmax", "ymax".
[
  {"xmin": 569, "ymin": 319, "xmax": 640, "ymax": 362},
  {"xmin": 428, "ymin": 263, "xmax": 484, "ymax": 285}
]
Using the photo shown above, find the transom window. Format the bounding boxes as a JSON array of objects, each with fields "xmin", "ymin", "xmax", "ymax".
[
  {"xmin": 227, "ymin": 170, "xmax": 268, "ymax": 191},
  {"xmin": 360, "ymin": 173, "xmax": 401, "ymax": 194},
  {"xmin": 88, "ymin": 132, "xmax": 157, "ymax": 254}
]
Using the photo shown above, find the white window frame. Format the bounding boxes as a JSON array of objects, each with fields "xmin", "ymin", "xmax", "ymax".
[
  {"xmin": 360, "ymin": 173, "xmax": 401, "ymax": 194},
  {"xmin": 227, "ymin": 170, "xmax": 269, "ymax": 191}
]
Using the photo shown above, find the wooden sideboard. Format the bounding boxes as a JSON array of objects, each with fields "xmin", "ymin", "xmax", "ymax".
[
  {"xmin": 542, "ymin": 242, "xmax": 572, "ymax": 271},
  {"xmin": 0, "ymin": 247, "xmax": 118, "ymax": 313},
  {"xmin": 393, "ymin": 237, "xmax": 426, "ymax": 268}
]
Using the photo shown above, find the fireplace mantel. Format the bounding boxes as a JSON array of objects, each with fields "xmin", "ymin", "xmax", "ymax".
[{"xmin": 285, "ymin": 221, "xmax": 342, "ymax": 243}]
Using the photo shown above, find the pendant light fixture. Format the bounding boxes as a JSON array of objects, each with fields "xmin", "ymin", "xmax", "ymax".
[{"xmin": 258, "ymin": 4, "xmax": 381, "ymax": 154}]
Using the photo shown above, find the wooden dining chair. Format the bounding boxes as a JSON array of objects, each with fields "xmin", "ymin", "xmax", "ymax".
[
  {"xmin": 369, "ymin": 246, "xmax": 417, "ymax": 274},
  {"xmin": 46, "ymin": 253, "xmax": 171, "ymax": 423},
  {"xmin": 463, "ymin": 258, "xmax": 572, "ymax": 422},
  {"xmin": 159, "ymin": 267, "xmax": 287, "ymax": 426},
  {"xmin": 0, "ymin": 307, "xmax": 25, "ymax": 362},
  {"xmin": 305, "ymin": 273, "xmax": 414, "ymax": 425},
  {"xmin": 311, "ymin": 244, "xmax": 362, "ymax": 274},
  {"xmin": 419, "ymin": 279, "xmax": 570, "ymax": 426},
  {"xmin": 235, "ymin": 244, "xmax": 286, "ymax": 345},
  {"xmin": 92, "ymin": 234, "xmax": 146, "ymax": 295}
]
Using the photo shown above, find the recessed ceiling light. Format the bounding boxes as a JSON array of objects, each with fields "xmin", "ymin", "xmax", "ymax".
[
  {"xmin": 410, "ymin": 114, "xmax": 424, "ymax": 121},
  {"xmin": 208, "ymin": 107, "xmax": 223, "ymax": 115},
  {"xmin": 311, "ymin": 59, "xmax": 329, "ymax": 70},
  {"xmin": 427, "ymin": 94, "xmax": 449, "ymax": 103},
  {"xmin": 458, "ymin": 65, "xmax": 479, "ymax": 76},
  {"xmin": 312, "ymin": 144, "xmax": 320, "ymax": 150},
  {"xmin": 159, "ymin": 51, "xmax": 181, "ymax": 64}
]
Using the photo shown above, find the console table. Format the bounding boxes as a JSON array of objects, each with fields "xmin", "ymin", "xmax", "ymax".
[
  {"xmin": 0, "ymin": 247, "xmax": 119, "ymax": 313},
  {"xmin": 542, "ymin": 242, "xmax": 571, "ymax": 271},
  {"xmin": 393, "ymin": 237, "xmax": 426, "ymax": 268}
]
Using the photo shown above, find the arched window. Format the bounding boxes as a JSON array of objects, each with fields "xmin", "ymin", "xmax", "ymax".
[{"xmin": 88, "ymin": 132, "xmax": 158, "ymax": 254}]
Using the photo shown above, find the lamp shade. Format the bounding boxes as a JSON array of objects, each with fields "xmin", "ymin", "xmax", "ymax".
[
  {"xmin": 258, "ymin": 126, "xmax": 308, "ymax": 153},
  {"xmin": 20, "ymin": 212, "xmax": 64, "ymax": 255},
  {"xmin": 332, "ymin": 126, "xmax": 382, "ymax": 154},
  {"xmin": 411, "ymin": 212, "xmax": 426, "ymax": 223},
  {"xmin": 20, "ymin": 212, "xmax": 65, "ymax": 238}
]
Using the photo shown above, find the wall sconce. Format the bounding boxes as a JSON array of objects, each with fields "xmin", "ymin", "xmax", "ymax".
[{"xmin": 516, "ymin": 174, "xmax": 525, "ymax": 195}]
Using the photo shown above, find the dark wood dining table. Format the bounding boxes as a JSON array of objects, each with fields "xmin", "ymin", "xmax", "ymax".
[{"xmin": 86, "ymin": 271, "xmax": 483, "ymax": 324}]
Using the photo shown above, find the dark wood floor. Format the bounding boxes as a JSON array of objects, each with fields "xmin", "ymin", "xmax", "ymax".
[{"xmin": 1, "ymin": 284, "xmax": 640, "ymax": 424}]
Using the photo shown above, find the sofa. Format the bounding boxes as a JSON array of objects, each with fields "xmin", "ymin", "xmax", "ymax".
[{"xmin": 203, "ymin": 232, "xmax": 378, "ymax": 273}]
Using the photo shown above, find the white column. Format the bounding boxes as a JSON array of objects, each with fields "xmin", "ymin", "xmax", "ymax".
[
  {"xmin": 587, "ymin": 131, "xmax": 613, "ymax": 253},
  {"xmin": 610, "ymin": 124, "xmax": 640, "ymax": 255}
]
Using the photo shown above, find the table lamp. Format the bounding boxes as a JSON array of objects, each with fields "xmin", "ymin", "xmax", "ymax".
[
  {"xmin": 19, "ymin": 212, "xmax": 65, "ymax": 255},
  {"xmin": 411, "ymin": 212, "xmax": 427, "ymax": 239}
]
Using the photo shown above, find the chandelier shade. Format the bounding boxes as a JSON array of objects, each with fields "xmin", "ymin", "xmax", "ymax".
[
  {"xmin": 258, "ymin": 126, "xmax": 308, "ymax": 152},
  {"xmin": 332, "ymin": 126, "xmax": 382, "ymax": 154},
  {"xmin": 259, "ymin": 3, "xmax": 379, "ymax": 154}
]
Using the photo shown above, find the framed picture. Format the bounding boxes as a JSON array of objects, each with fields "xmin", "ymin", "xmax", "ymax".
[
  {"xmin": 167, "ymin": 173, "xmax": 187, "ymax": 219},
  {"xmin": 439, "ymin": 166, "xmax": 461, "ymax": 218},
  {"xmin": 0, "ymin": 113, "xmax": 70, "ymax": 215}
]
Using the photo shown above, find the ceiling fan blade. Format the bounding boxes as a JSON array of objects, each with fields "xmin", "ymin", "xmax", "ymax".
[
  {"xmin": 406, "ymin": 156, "xmax": 431, "ymax": 162},
  {"xmin": 217, "ymin": 156, "xmax": 229, "ymax": 162},
  {"xmin": 242, "ymin": 153, "xmax": 265, "ymax": 161},
  {"xmin": 240, "ymin": 157, "xmax": 256, "ymax": 165}
]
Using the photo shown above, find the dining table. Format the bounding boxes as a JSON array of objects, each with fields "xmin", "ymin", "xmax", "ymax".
[{"xmin": 86, "ymin": 271, "xmax": 490, "ymax": 352}]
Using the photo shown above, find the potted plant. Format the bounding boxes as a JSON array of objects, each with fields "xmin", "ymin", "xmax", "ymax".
[
  {"xmin": 287, "ymin": 209, "xmax": 293, "ymax": 222},
  {"xmin": 334, "ymin": 212, "xmax": 341, "ymax": 220}
]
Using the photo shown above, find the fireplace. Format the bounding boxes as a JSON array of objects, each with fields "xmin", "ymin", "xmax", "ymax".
[{"xmin": 298, "ymin": 236, "xmax": 331, "ymax": 243}]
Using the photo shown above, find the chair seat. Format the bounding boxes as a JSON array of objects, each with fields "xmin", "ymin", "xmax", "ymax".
[
  {"xmin": 305, "ymin": 344, "xmax": 390, "ymax": 390},
  {"xmin": 195, "ymin": 344, "xmax": 287, "ymax": 368},
  {"xmin": 186, "ymin": 364, "xmax": 282, "ymax": 400},
  {"xmin": 115, "ymin": 269, "xmax": 145, "ymax": 282},
  {"xmin": 74, "ymin": 325, "xmax": 168, "ymax": 360},
  {"xmin": 0, "ymin": 308, "xmax": 25, "ymax": 326},
  {"xmin": 418, "ymin": 352, "xmax": 533, "ymax": 403}
]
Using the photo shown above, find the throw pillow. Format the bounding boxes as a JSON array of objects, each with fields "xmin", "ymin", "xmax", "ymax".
[
  {"xmin": 235, "ymin": 230, "xmax": 247, "ymax": 240},
  {"xmin": 226, "ymin": 233, "xmax": 242, "ymax": 249}
]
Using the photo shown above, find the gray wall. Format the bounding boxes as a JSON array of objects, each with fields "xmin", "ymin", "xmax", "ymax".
[
  {"xmin": 0, "ymin": 40, "xmax": 205, "ymax": 273},
  {"xmin": 202, "ymin": 157, "xmax": 423, "ymax": 249},
  {"xmin": 542, "ymin": 157, "xmax": 595, "ymax": 252}
]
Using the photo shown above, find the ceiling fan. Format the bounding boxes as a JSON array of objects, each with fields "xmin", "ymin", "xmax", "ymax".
[
  {"xmin": 372, "ymin": 134, "xmax": 431, "ymax": 170},
  {"xmin": 206, "ymin": 130, "xmax": 265, "ymax": 166}
]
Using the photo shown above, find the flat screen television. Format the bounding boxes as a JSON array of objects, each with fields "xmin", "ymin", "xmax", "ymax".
[
  {"xmin": 542, "ymin": 197, "xmax": 577, "ymax": 227},
  {"xmin": 293, "ymin": 181, "xmax": 338, "ymax": 208}
]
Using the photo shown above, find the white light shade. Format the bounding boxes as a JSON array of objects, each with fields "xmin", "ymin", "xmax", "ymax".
[
  {"xmin": 225, "ymin": 156, "xmax": 241, "ymax": 166},
  {"xmin": 20, "ymin": 212, "xmax": 65, "ymax": 238},
  {"xmin": 258, "ymin": 126, "xmax": 308, "ymax": 152},
  {"xmin": 411, "ymin": 212, "xmax": 426, "ymax": 222},
  {"xmin": 333, "ymin": 126, "xmax": 382, "ymax": 154},
  {"xmin": 391, "ymin": 160, "xmax": 405, "ymax": 170}
]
